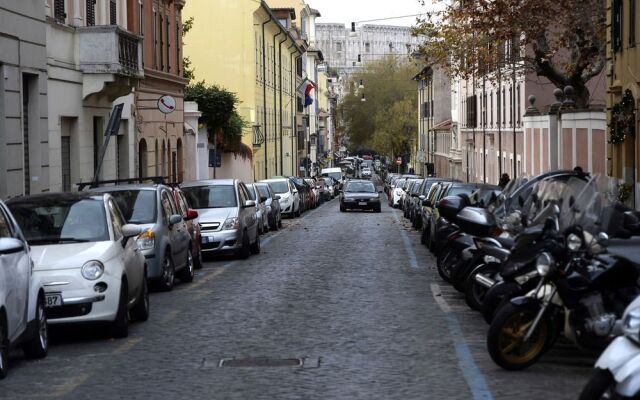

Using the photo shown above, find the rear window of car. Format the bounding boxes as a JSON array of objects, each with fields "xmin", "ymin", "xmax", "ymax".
[
  {"xmin": 109, "ymin": 190, "xmax": 157, "ymax": 224},
  {"xmin": 345, "ymin": 181, "xmax": 376, "ymax": 193},
  {"xmin": 267, "ymin": 181, "xmax": 289, "ymax": 194},
  {"xmin": 182, "ymin": 185, "xmax": 238, "ymax": 209}
]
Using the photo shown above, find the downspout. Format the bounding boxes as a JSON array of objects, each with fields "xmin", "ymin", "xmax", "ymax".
[
  {"xmin": 277, "ymin": 34, "xmax": 287, "ymax": 175},
  {"xmin": 286, "ymin": 43, "xmax": 296, "ymax": 176},
  {"xmin": 273, "ymin": 30, "xmax": 283, "ymax": 177},
  {"xmin": 293, "ymin": 54, "xmax": 301, "ymax": 176},
  {"xmin": 262, "ymin": 16, "xmax": 271, "ymax": 180}
]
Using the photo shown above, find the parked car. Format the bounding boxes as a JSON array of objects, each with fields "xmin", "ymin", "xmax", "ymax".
[
  {"xmin": 181, "ymin": 179, "xmax": 260, "ymax": 259},
  {"xmin": 321, "ymin": 167, "xmax": 344, "ymax": 190},
  {"xmin": 339, "ymin": 179, "xmax": 382, "ymax": 212},
  {"xmin": 0, "ymin": 200, "xmax": 48, "ymax": 379},
  {"xmin": 408, "ymin": 178, "xmax": 440, "ymax": 229},
  {"xmin": 304, "ymin": 178, "xmax": 321, "ymax": 207},
  {"xmin": 315, "ymin": 178, "xmax": 331, "ymax": 201},
  {"xmin": 254, "ymin": 182, "xmax": 282, "ymax": 230},
  {"xmin": 404, "ymin": 179, "xmax": 424, "ymax": 218},
  {"xmin": 246, "ymin": 183, "xmax": 269, "ymax": 234},
  {"xmin": 361, "ymin": 168, "xmax": 372, "ymax": 179},
  {"xmin": 323, "ymin": 176, "xmax": 337, "ymax": 199},
  {"xmin": 261, "ymin": 178, "xmax": 300, "ymax": 218},
  {"xmin": 170, "ymin": 186, "xmax": 203, "ymax": 270},
  {"xmin": 389, "ymin": 177, "xmax": 407, "ymax": 207},
  {"xmin": 400, "ymin": 179, "xmax": 421, "ymax": 211},
  {"xmin": 91, "ymin": 184, "xmax": 195, "ymax": 291},
  {"xmin": 8, "ymin": 193, "xmax": 149, "ymax": 339}
]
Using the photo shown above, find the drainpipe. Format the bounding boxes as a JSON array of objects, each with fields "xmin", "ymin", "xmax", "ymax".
[
  {"xmin": 262, "ymin": 16, "xmax": 271, "ymax": 180},
  {"xmin": 293, "ymin": 54, "xmax": 301, "ymax": 176},
  {"xmin": 277, "ymin": 33, "xmax": 287, "ymax": 175},
  {"xmin": 273, "ymin": 30, "xmax": 283, "ymax": 177}
]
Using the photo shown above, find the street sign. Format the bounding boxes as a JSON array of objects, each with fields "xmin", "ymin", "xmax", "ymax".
[
  {"xmin": 158, "ymin": 95, "xmax": 176, "ymax": 114},
  {"xmin": 396, "ymin": 157, "xmax": 402, "ymax": 165}
]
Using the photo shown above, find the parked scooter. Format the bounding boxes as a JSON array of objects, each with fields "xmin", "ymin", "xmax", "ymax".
[{"xmin": 487, "ymin": 177, "xmax": 640, "ymax": 370}]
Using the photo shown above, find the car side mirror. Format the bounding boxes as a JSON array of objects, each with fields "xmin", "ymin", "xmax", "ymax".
[
  {"xmin": 244, "ymin": 200, "xmax": 256, "ymax": 208},
  {"xmin": 260, "ymin": 196, "xmax": 268, "ymax": 202},
  {"xmin": 419, "ymin": 195, "xmax": 426, "ymax": 201},
  {"xmin": 275, "ymin": 195, "xmax": 281, "ymax": 200},
  {"xmin": 122, "ymin": 224, "xmax": 143, "ymax": 238},
  {"xmin": 169, "ymin": 214, "xmax": 183, "ymax": 226},
  {"xmin": 378, "ymin": 190, "xmax": 383, "ymax": 193},
  {"xmin": 0, "ymin": 238, "xmax": 24, "ymax": 255},
  {"xmin": 185, "ymin": 209, "xmax": 198, "ymax": 221},
  {"xmin": 292, "ymin": 189, "xmax": 298, "ymax": 194},
  {"xmin": 422, "ymin": 199, "xmax": 431, "ymax": 207}
]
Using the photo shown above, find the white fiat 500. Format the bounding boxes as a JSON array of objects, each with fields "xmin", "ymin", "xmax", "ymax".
[
  {"xmin": 0, "ymin": 200, "xmax": 48, "ymax": 379},
  {"xmin": 7, "ymin": 193, "xmax": 148, "ymax": 338}
]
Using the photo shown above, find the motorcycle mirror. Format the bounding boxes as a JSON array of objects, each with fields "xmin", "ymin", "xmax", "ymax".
[{"xmin": 597, "ymin": 232, "xmax": 609, "ymax": 247}]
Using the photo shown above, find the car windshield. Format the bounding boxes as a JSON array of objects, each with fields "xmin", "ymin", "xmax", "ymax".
[
  {"xmin": 108, "ymin": 190, "xmax": 157, "ymax": 224},
  {"xmin": 267, "ymin": 181, "xmax": 289, "ymax": 194},
  {"xmin": 448, "ymin": 186, "xmax": 478, "ymax": 197},
  {"xmin": 182, "ymin": 185, "xmax": 238, "ymax": 209},
  {"xmin": 323, "ymin": 172, "xmax": 342, "ymax": 181},
  {"xmin": 345, "ymin": 182, "xmax": 376, "ymax": 193},
  {"xmin": 246, "ymin": 185, "xmax": 257, "ymax": 201},
  {"xmin": 10, "ymin": 198, "xmax": 109, "ymax": 244},
  {"xmin": 256, "ymin": 185, "xmax": 270, "ymax": 199}
]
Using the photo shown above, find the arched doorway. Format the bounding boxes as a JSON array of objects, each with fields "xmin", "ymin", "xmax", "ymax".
[
  {"xmin": 138, "ymin": 139, "xmax": 148, "ymax": 178},
  {"xmin": 176, "ymin": 139, "xmax": 184, "ymax": 182}
]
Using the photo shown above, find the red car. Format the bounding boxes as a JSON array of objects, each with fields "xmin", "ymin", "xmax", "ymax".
[{"xmin": 171, "ymin": 187, "xmax": 203, "ymax": 269}]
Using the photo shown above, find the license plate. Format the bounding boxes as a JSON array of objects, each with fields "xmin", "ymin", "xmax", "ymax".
[
  {"xmin": 358, "ymin": 202, "xmax": 367, "ymax": 206},
  {"xmin": 45, "ymin": 293, "xmax": 62, "ymax": 308}
]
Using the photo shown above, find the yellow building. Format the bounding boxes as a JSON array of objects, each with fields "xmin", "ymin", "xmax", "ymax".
[
  {"xmin": 183, "ymin": 0, "xmax": 301, "ymax": 181},
  {"xmin": 608, "ymin": 0, "xmax": 640, "ymax": 207}
]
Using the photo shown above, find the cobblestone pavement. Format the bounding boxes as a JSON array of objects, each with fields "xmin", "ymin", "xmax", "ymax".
[{"xmin": 0, "ymin": 188, "xmax": 595, "ymax": 399}]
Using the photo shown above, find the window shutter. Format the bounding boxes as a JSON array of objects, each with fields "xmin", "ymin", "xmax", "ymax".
[
  {"xmin": 86, "ymin": 0, "xmax": 96, "ymax": 26},
  {"xmin": 110, "ymin": 0, "xmax": 117, "ymax": 25},
  {"xmin": 54, "ymin": 0, "xmax": 66, "ymax": 23}
]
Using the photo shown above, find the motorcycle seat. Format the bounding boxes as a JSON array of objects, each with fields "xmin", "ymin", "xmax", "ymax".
[{"xmin": 496, "ymin": 237, "xmax": 514, "ymax": 248}]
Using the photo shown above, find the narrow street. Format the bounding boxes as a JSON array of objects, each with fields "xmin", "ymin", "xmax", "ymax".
[{"xmin": 1, "ymin": 194, "xmax": 595, "ymax": 400}]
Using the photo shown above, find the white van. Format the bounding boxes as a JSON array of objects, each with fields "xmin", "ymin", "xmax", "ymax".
[{"xmin": 321, "ymin": 167, "xmax": 343, "ymax": 183}]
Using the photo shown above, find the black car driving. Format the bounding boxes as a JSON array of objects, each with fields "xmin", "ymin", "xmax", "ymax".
[{"xmin": 339, "ymin": 180, "xmax": 382, "ymax": 213}]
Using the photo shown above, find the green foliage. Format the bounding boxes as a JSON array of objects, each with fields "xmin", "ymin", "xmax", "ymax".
[
  {"xmin": 182, "ymin": 17, "xmax": 195, "ymax": 81},
  {"xmin": 338, "ymin": 57, "xmax": 417, "ymax": 159},
  {"xmin": 185, "ymin": 81, "xmax": 250, "ymax": 158}
]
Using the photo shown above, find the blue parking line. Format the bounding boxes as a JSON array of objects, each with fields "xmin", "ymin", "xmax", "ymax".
[{"xmin": 397, "ymin": 210, "xmax": 493, "ymax": 400}]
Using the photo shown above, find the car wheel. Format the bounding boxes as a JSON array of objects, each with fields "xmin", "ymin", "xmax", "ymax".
[
  {"xmin": 237, "ymin": 231, "xmax": 251, "ymax": 259},
  {"xmin": 177, "ymin": 249, "xmax": 194, "ymax": 283},
  {"xmin": 22, "ymin": 294, "xmax": 48, "ymax": 359},
  {"xmin": 250, "ymin": 233, "xmax": 261, "ymax": 254},
  {"xmin": 271, "ymin": 215, "xmax": 279, "ymax": 231},
  {"xmin": 154, "ymin": 252, "xmax": 175, "ymax": 292},
  {"xmin": 193, "ymin": 250, "xmax": 203, "ymax": 270},
  {"xmin": 0, "ymin": 314, "xmax": 8, "ymax": 379},
  {"xmin": 131, "ymin": 272, "xmax": 150, "ymax": 322},
  {"xmin": 340, "ymin": 204, "xmax": 346, "ymax": 212},
  {"xmin": 277, "ymin": 215, "xmax": 283, "ymax": 229},
  {"xmin": 111, "ymin": 280, "xmax": 129, "ymax": 339}
]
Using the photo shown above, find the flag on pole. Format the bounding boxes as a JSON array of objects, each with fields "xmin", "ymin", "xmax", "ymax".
[{"xmin": 297, "ymin": 79, "xmax": 315, "ymax": 107}]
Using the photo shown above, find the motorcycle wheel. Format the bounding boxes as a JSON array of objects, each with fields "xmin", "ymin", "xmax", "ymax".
[
  {"xmin": 464, "ymin": 263, "xmax": 501, "ymax": 311},
  {"xmin": 487, "ymin": 302, "xmax": 551, "ymax": 370},
  {"xmin": 437, "ymin": 250, "xmax": 458, "ymax": 283},
  {"xmin": 578, "ymin": 369, "xmax": 617, "ymax": 400}
]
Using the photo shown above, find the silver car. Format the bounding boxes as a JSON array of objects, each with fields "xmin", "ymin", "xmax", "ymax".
[
  {"xmin": 181, "ymin": 179, "xmax": 260, "ymax": 259},
  {"xmin": 255, "ymin": 182, "xmax": 282, "ymax": 231},
  {"xmin": 261, "ymin": 178, "xmax": 300, "ymax": 218},
  {"xmin": 246, "ymin": 184, "xmax": 269, "ymax": 235}
]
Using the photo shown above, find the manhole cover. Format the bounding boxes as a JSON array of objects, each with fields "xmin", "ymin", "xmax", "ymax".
[{"xmin": 219, "ymin": 357, "xmax": 303, "ymax": 368}]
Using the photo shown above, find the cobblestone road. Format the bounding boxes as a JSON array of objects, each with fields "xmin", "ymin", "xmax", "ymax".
[{"xmin": 0, "ymin": 190, "xmax": 595, "ymax": 399}]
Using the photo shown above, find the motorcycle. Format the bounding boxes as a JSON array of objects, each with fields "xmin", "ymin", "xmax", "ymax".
[
  {"xmin": 580, "ymin": 294, "xmax": 640, "ymax": 399},
  {"xmin": 487, "ymin": 176, "xmax": 640, "ymax": 370}
]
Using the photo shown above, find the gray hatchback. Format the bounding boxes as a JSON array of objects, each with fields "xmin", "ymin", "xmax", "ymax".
[
  {"xmin": 180, "ymin": 179, "xmax": 260, "ymax": 259},
  {"xmin": 91, "ymin": 184, "xmax": 195, "ymax": 291}
]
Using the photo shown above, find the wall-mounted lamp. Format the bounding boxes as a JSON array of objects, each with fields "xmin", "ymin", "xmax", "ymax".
[
  {"xmin": 361, "ymin": 94, "xmax": 366, "ymax": 102},
  {"xmin": 359, "ymin": 80, "xmax": 364, "ymax": 89}
]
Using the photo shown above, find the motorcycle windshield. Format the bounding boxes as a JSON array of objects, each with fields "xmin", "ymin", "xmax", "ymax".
[{"xmin": 489, "ymin": 174, "xmax": 533, "ymax": 233}]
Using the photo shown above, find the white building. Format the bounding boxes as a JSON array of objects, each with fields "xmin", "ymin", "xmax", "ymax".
[
  {"xmin": 0, "ymin": 0, "xmax": 50, "ymax": 199},
  {"xmin": 45, "ymin": 0, "xmax": 143, "ymax": 192}
]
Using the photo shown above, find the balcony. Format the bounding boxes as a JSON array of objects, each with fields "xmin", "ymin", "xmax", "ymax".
[{"xmin": 78, "ymin": 25, "xmax": 143, "ymax": 77}]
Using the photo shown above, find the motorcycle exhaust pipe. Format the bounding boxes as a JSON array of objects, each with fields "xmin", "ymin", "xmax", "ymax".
[{"xmin": 475, "ymin": 273, "xmax": 496, "ymax": 288}]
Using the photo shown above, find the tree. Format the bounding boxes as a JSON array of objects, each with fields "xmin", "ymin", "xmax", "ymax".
[
  {"xmin": 338, "ymin": 57, "xmax": 418, "ymax": 159},
  {"xmin": 182, "ymin": 17, "xmax": 195, "ymax": 82},
  {"xmin": 185, "ymin": 82, "xmax": 252, "ymax": 159},
  {"xmin": 413, "ymin": 0, "xmax": 606, "ymax": 107}
]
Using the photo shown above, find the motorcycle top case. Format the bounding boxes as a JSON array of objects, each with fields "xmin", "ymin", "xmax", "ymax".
[
  {"xmin": 455, "ymin": 206, "xmax": 496, "ymax": 237},
  {"xmin": 437, "ymin": 195, "xmax": 469, "ymax": 222}
]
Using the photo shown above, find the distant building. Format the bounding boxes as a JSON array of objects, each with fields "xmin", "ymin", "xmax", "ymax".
[{"xmin": 316, "ymin": 23, "xmax": 419, "ymax": 97}]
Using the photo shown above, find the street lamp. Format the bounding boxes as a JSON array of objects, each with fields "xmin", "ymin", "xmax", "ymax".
[
  {"xmin": 361, "ymin": 93, "xmax": 366, "ymax": 102},
  {"xmin": 359, "ymin": 79, "xmax": 364, "ymax": 89}
]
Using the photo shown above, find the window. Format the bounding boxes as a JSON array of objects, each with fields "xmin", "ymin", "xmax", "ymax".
[
  {"xmin": 139, "ymin": 1, "xmax": 144, "ymax": 36},
  {"xmin": 466, "ymin": 95, "xmax": 477, "ymax": 128},
  {"xmin": 86, "ymin": 0, "xmax": 96, "ymax": 26},
  {"xmin": 110, "ymin": 0, "xmax": 117, "ymax": 25},
  {"xmin": 613, "ymin": 0, "xmax": 623, "ymax": 52},
  {"xmin": 54, "ymin": 0, "xmax": 66, "ymax": 23},
  {"xmin": 160, "ymin": 191, "xmax": 175, "ymax": 222},
  {"xmin": 109, "ymin": 190, "xmax": 157, "ymax": 224},
  {"xmin": 166, "ymin": 17, "xmax": 171, "ymax": 72},
  {"xmin": 0, "ymin": 209, "xmax": 12, "ymax": 238},
  {"xmin": 176, "ymin": 13, "xmax": 180, "ymax": 74},
  {"xmin": 336, "ymin": 42, "xmax": 343, "ymax": 52},
  {"xmin": 365, "ymin": 42, "xmax": 370, "ymax": 53},
  {"xmin": 631, "ymin": 0, "xmax": 637, "ymax": 47},
  {"xmin": 159, "ymin": 13, "xmax": 164, "ymax": 70},
  {"xmin": 517, "ymin": 84, "xmax": 521, "ymax": 126},
  {"xmin": 108, "ymin": 200, "xmax": 125, "ymax": 239}
]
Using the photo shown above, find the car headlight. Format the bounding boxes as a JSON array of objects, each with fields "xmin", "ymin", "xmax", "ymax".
[
  {"xmin": 344, "ymin": 198, "xmax": 355, "ymax": 202},
  {"xmin": 624, "ymin": 308, "xmax": 640, "ymax": 343},
  {"xmin": 536, "ymin": 252, "xmax": 553, "ymax": 276},
  {"xmin": 81, "ymin": 260, "xmax": 104, "ymax": 280},
  {"xmin": 370, "ymin": 196, "xmax": 379, "ymax": 201},
  {"xmin": 567, "ymin": 233, "xmax": 583, "ymax": 251},
  {"xmin": 136, "ymin": 230, "xmax": 155, "ymax": 251},
  {"xmin": 223, "ymin": 217, "xmax": 240, "ymax": 230}
]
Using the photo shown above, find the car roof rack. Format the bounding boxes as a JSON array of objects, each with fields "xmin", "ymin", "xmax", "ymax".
[{"xmin": 77, "ymin": 176, "xmax": 170, "ymax": 191}]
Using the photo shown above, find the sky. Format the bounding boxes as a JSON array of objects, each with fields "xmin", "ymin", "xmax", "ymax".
[{"xmin": 304, "ymin": 0, "xmax": 432, "ymax": 27}]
